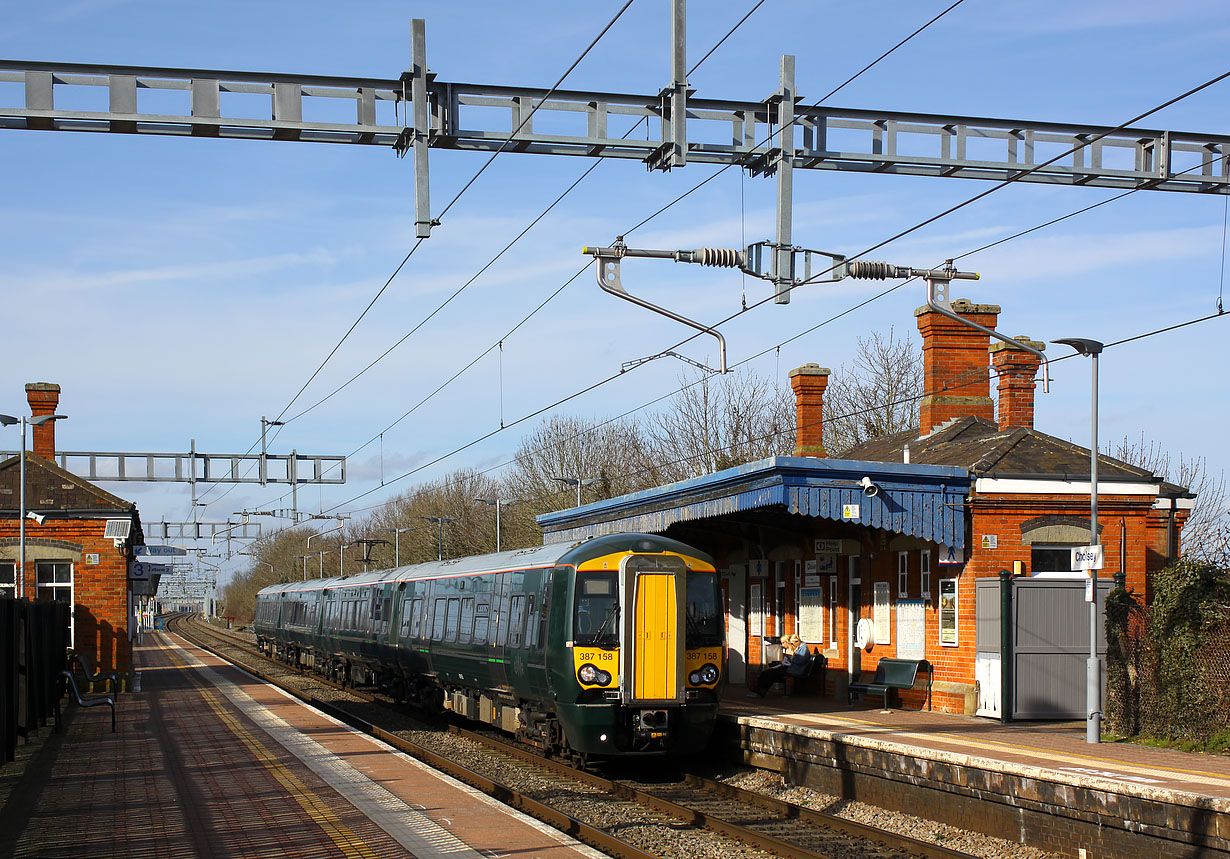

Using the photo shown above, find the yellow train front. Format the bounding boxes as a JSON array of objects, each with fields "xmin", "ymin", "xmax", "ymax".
[
  {"xmin": 255, "ymin": 533, "xmax": 724, "ymax": 760},
  {"xmin": 549, "ymin": 534, "xmax": 725, "ymax": 756}
]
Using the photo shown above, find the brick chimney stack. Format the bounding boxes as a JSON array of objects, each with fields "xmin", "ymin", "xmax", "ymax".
[
  {"xmin": 991, "ymin": 337, "xmax": 1045, "ymax": 431},
  {"xmin": 789, "ymin": 363, "xmax": 830, "ymax": 458},
  {"xmin": 25, "ymin": 382, "xmax": 61, "ymax": 459},
  {"xmin": 915, "ymin": 300, "xmax": 1000, "ymax": 435}
]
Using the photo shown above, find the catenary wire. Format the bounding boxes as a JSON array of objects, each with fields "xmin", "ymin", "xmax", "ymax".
[
  {"xmin": 189, "ymin": 0, "xmax": 642, "ymax": 511},
  {"xmin": 231, "ymin": 11, "xmax": 1220, "ymax": 546}
]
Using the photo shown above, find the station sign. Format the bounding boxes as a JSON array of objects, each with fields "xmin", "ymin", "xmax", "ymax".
[
  {"xmin": 129, "ymin": 561, "xmax": 172, "ymax": 580},
  {"xmin": 1071, "ymin": 545, "xmax": 1104, "ymax": 571},
  {"xmin": 134, "ymin": 545, "xmax": 188, "ymax": 557},
  {"xmin": 938, "ymin": 544, "xmax": 966, "ymax": 565}
]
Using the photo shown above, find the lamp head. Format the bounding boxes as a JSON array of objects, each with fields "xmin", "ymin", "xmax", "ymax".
[
  {"xmin": 0, "ymin": 414, "xmax": 17, "ymax": 427},
  {"xmin": 1053, "ymin": 337, "xmax": 1104, "ymax": 356}
]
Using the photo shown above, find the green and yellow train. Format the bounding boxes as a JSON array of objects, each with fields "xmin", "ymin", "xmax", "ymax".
[{"xmin": 254, "ymin": 533, "xmax": 724, "ymax": 760}]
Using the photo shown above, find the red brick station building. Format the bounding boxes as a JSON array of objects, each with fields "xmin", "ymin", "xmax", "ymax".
[
  {"xmin": 540, "ymin": 301, "xmax": 1192, "ymax": 719},
  {"xmin": 1, "ymin": 383, "xmax": 150, "ymax": 683}
]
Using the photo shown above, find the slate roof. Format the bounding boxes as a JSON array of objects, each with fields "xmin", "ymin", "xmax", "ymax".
[
  {"xmin": 0, "ymin": 451, "xmax": 137, "ymax": 513},
  {"xmin": 841, "ymin": 416, "xmax": 1180, "ymax": 489}
]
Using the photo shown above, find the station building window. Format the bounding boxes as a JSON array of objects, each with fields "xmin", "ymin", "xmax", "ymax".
[
  {"xmin": 35, "ymin": 561, "xmax": 72, "ymax": 604},
  {"xmin": 0, "ymin": 561, "xmax": 14, "ymax": 599}
]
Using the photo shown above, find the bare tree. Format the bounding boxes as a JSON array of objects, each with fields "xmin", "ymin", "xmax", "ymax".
[
  {"xmin": 823, "ymin": 327, "xmax": 923, "ymax": 457},
  {"xmin": 646, "ymin": 367, "xmax": 794, "ymax": 483},
  {"xmin": 506, "ymin": 414, "xmax": 657, "ymax": 514},
  {"xmin": 1114, "ymin": 434, "xmax": 1230, "ymax": 567}
]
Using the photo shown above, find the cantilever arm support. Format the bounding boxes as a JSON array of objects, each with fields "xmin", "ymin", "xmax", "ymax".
[
  {"xmin": 586, "ymin": 245, "xmax": 727, "ymax": 374},
  {"xmin": 924, "ymin": 271, "xmax": 1050, "ymax": 394}
]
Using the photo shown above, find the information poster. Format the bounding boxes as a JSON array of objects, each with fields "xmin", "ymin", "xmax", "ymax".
[
  {"xmin": 939, "ymin": 578, "xmax": 959, "ymax": 646},
  {"xmin": 799, "ymin": 587, "xmax": 823, "ymax": 642},
  {"xmin": 896, "ymin": 599, "xmax": 926, "ymax": 659},
  {"xmin": 873, "ymin": 581, "xmax": 891, "ymax": 645},
  {"xmin": 750, "ymin": 583, "xmax": 763, "ymax": 639}
]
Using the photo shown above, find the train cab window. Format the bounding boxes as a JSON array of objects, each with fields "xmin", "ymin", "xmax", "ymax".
[
  {"xmin": 574, "ymin": 572, "xmax": 618, "ymax": 646},
  {"xmin": 432, "ymin": 598, "xmax": 447, "ymax": 640},
  {"xmin": 445, "ymin": 598, "xmax": 461, "ymax": 642},
  {"xmin": 508, "ymin": 595, "xmax": 527, "ymax": 648},
  {"xmin": 459, "ymin": 598, "xmax": 475, "ymax": 644},
  {"xmin": 686, "ymin": 571, "xmax": 724, "ymax": 647}
]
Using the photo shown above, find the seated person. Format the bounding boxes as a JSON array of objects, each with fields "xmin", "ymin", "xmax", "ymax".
[{"xmin": 747, "ymin": 633, "xmax": 812, "ymax": 697}]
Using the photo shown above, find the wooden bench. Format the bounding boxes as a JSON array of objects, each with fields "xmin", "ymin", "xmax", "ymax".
[
  {"xmin": 56, "ymin": 670, "xmax": 116, "ymax": 732},
  {"xmin": 847, "ymin": 658, "xmax": 932, "ymax": 710}
]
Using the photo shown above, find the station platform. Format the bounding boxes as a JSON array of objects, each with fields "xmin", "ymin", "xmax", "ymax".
[
  {"xmin": 717, "ymin": 684, "xmax": 1230, "ymax": 858},
  {"xmin": 0, "ymin": 630, "xmax": 604, "ymax": 859}
]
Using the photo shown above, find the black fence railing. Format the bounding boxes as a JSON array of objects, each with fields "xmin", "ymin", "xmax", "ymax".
[{"xmin": 1, "ymin": 598, "xmax": 72, "ymax": 765}]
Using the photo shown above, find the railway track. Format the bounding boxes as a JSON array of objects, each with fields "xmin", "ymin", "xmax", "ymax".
[{"xmin": 168, "ymin": 614, "xmax": 979, "ymax": 859}]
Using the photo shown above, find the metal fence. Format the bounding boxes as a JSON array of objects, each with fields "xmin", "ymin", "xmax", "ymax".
[
  {"xmin": 1105, "ymin": 592, "xmax": 1230, "ymax": 744},
  {"xmin": 1, "ymin": 598, "xmax": 71, "ymax": 765}
]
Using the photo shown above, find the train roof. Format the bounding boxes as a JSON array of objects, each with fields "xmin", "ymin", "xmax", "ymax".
[{"xmin": 255, "ymin": 532, "xmax": 714, "ymax": 598}]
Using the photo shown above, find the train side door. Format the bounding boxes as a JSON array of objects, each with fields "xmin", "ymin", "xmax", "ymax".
[{"xmin": 486, "ymin": 572, "xmax": 511, "ymax": 691}]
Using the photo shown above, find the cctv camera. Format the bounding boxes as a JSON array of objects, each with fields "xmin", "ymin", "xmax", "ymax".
[
  {"xmin": 26, "ymin": 511, "xmax": 46, "ymax": 524},
  {"xmin": 859, "ymin": 476, "xmax": 879, "ymax": 498}
]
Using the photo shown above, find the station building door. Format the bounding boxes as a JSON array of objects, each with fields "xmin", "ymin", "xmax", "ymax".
[{"xmin": 976, "ymin": 576, "xmax": 1111, "ymax": 720}]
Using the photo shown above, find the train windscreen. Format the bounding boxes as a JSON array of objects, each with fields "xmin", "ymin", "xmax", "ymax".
[
  {"xmin": 685, "ymin": 571, "xmax": 723, "ymax": 647},
  {"xmin": 573, "ymin": 571, "xmax": 619, "ymax": 647}
]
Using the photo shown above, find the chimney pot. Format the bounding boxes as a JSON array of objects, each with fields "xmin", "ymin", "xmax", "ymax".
[
  {"xmin": 990, "ymin": 337, "xmax": 1045, "ymax": 431},
  {"xmin": 25, "ymin": 382, "xmax": 61, "ymax": 459},
  {"xmin": 789, "ymin": 364, "xmax": 831, "ymax": 458},
  {"xmin": 915, "ymin": 301, "xmax": 1000, "ymax": 434}
]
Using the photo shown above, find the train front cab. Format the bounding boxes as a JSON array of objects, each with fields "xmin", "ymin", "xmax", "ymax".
[{"xmin": 553, "ymin": 545, "xmax": 724, "ymax": 756}]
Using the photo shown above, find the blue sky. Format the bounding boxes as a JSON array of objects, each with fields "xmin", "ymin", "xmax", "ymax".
[{"xmin": 3, "ymin": 1, "xmax": 1229, "ymax": 584}]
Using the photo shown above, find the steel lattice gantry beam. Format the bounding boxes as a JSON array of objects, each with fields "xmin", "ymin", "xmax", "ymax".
[
  {"xmin": 0, "ymin": 447, "xmax": 345, "ymax": 484},
  {"xmin": 3, "ymin": 58, "xmax": 1229, "ymax": 203}
]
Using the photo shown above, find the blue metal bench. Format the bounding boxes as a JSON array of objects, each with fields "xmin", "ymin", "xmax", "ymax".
[
  {"xmin": 848, "ymin": 657, "xmax": 932, "ymax": 710},
  {"xmin": 57, "ymin": 669, "xmax": 116, "ymax": 732}
]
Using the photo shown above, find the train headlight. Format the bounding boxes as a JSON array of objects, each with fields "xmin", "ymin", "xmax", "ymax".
[
  {"xmin": 579, "ymin": 664, "xmax": 612, "ymax": 686},
  {"xmin": 690, "ymin": 663, "xmax": 720, "ymax": 686}
]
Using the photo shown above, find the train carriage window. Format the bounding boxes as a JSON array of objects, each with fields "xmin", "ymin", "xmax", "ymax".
[
  {"xmin": 399, "ymin": 599, "xmax": 413, "ymax": 639},
  {"xmin": 473, "ymin": 602, "xmax": 490, "ymax": 644},
  {"xmin": 495, "ymin": 590, "xmax": 510, "ymax": 647},
  {"xmin": 459, "ymin": 598, "xmax": 475, "ymax": 644},
  {"xmin": 574, "ymin": 572, "xmax": 618, "ymax": 646},
  {"xmin": 445, "ymin": 598, "xmax": 461, "ymax": 642},
  {"xmin": 409, "ymin": 598, "xmax": 423, "ymax": 639},
  {"xmin": 381, "ymin": 597, "xmax": 393, "ymax": 635},
  {"xmin": 432, "ymin": 598, "xmax": 447, "ymax": 640},
  {"xmin": 508, "ymin": 595, "xmax": 527, "ymax": 648},
  {"xmin": 524, "ymin": 595, "xmax": 537, "ymax": 649}
]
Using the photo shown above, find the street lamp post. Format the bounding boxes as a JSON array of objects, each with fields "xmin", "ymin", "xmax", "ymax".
[
  {"xmin": 474, "ymin": 498, "xmax": 517, "ymax": 552},
  {"xmin": 318, "ymin": 549, "xmax": 332, "ymax": 578},
  {"xmin": 0, "ymin": 412, "xmax": 68, "ymax": 600},
  {"xmin": 378, "ymin": 527, "xmax": 413, "ymax": 566},
  {"xmin": 421, "ymin": 516, "xmax": 456, "ymax": 561},
  {"xmin": 1055, "ymin": 337, "xmax": 1104, "ymax": 745},
  {"xmin": 551, "ymin": 476, "xmax": 596, "ymax": 508}
]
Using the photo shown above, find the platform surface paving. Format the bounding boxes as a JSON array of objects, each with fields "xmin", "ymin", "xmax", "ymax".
[
  {"xmin": 0, "ymin": 630, "xmax": 603, "ymax": 859},
  {"xmin": 725, "ymin": 684, "xmax": 1230, "ymax": 805}
]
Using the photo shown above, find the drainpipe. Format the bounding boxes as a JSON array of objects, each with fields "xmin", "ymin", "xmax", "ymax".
[{"xmin": 999, "ymin": 568, "xmax": 1013, "ymax": 723}]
